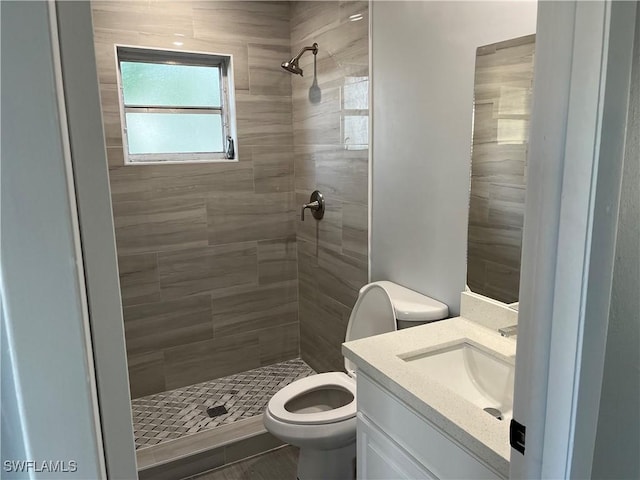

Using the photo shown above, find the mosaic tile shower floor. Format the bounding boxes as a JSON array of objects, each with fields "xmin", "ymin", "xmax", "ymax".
[{"xmin": 131, "ymin": 358, "xmax": 315, "ymax": 449}]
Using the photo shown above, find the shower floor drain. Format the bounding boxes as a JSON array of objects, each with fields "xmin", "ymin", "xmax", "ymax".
[{"xmin": 207, "ymin": 405, "xmax": 228, "ymax": 418}]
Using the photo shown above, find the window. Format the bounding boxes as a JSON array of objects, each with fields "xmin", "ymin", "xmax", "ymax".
[
  {"xmin": 116, "ymin": 46, "xmax": 237, "ymax": 164},
  {"xmin": 342, "ymin": 76, "xmax": 369, "ymax": 150}
]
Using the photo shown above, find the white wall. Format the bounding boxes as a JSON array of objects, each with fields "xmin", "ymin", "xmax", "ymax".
[
  {"xmin": 592, "ymin": 6, "xmax": 640, "ymax": 478},
  {"xmin": 55, "ymin": 2, "xmax": 138, "ymax": 477},
  {"xmin": 370, "ymin": 1, "xmax": 537, "ymax": 314},
  {"xmin": 1, "ymin": 2, "xmax": 104, "ymax": 478}
]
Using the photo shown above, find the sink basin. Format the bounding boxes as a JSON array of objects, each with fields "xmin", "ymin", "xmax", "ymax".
[{"xmin": 399, "ymin": 341, "xmax": 515, "ymax": 422}]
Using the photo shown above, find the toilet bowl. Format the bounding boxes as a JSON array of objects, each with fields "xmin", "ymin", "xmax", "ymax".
[{"xmin": 264, "ymin": 281, "xmax": 448, "ymax": 480}]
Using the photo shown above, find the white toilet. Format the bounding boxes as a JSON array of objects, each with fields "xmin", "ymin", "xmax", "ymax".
[{"xmin": 263, "ymin": 281, "xmax": 448, "ymax": 480}]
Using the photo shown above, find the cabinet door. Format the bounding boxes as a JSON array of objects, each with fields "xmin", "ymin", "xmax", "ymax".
[{"xmin": 358, "ymin": 413, "xmax": 437, "ymax": 480}]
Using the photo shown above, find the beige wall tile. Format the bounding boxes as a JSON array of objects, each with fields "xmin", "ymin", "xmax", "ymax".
[
  {"xmin": 91, "ymin": 0, "xmax": 371, "ymax": 393},
  {"xmin": 248, "ymin": 43, "xmax": 293, "ymax": 96},
  {"xmin": 290, "ymin": 1, "xmax": 339, "ymax": 45},
  {"xmin": 163, "ymin": 333, "xmax": 261, "ymax": 390},
  {"xmin": 158, "ymin": 243, "xmax": 258, "ymax": 299},
  {"xmin": 118, "ymin": 253, "xmax": 160, "ymax": 307},
  {"xmin": 92, "ymin": 3, "xmax": 195, "ymax": 38},
  {"xmin": 293, "ymin": 147, "xmax": 315, "ymax": 193},
  {"xmin": 292, "ymin": 86, "xmax": 341, "ymax": 145},
  {"xmin": 253, "ymin": 147, "xmax": 294, "ymax": 194},
  {"xmin": 149, "ymin": 162, "xmax": 255, "ymax": 199},
  {"xmin": 316, "ymin": 246, "xmax": 367, "ymax": 325},
  {"xmin": 106, "ymin": 146, "xmax": 125, "ymax": 168},
  {"xmin": 296, "ymin": 240, "xmax": 320, "ymax": 303},
  {"xmin": 298, "ymin": 297, "xmax": 344, "ymax": 373},
  {"xmin": 192, "ymin": 1, "xmax": 291, "ymax": 46},
  {"xmin": 258, "ymin": 323, "xmax": 300, "ymax": 365},
  {"xmin": 206, "ymin": 192, "xmax": 295, "ymax": 245},
  {"xmin": 113, "ymin": 198, "xmax": 208, "ymax": 256},
  {"xmin": 123, "ymin": 294, "xmax": 213, "ymax": 355},
  {"xmin": 108, "ymin": 166, "xmax": 153, "ymax": 203},
  {"xmin": 211, "ymin": 280, "xmax": 297, "ymax": 337},
  {"xmin": 257, "ymin": 236, "xmax": 298, "ymax": 284},
  {"xmin": 342, "ymin": 202, "xmax": 368, "ymax": 262},
  {"xmin": 296, "ymin": 112, "xmax": 369, "ymax": 377},
  {"xmin": 236, "ymin": 93, "xmax": 294, "ymax": 146},
  {"xmin": 128, "ymin": 351, "xmax": 165, "ymax": 398}
]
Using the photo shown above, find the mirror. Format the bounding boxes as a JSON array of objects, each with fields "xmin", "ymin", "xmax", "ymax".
[{"xmin": 466, "ymin": 34, "xmax": 536, "ymax": 304}]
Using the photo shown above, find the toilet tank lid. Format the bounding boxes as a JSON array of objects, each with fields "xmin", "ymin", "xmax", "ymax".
[{"xmin": 373, "ymin": 281, "xmax": 449, "ymax": 321}]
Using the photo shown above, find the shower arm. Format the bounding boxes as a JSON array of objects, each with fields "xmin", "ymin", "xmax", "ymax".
[{"xmin": 292, "ymin": 43, "xmax": 318, "ymax": 62}]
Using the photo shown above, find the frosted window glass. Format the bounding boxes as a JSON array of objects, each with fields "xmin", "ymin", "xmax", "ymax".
[
  {"xmin": 126, "ymin": 113, "xmax": 223, "ymax": 154},
  {"xmin": 344, "ymin": 115, "xmax": 368, "ymax": 148},
  {"xmin": 343, "ymin": 77, "xmax": 369, "ymax": 110},
  {"xmin": 121, "ymin": 62, "xmax": 221, "ymax": 107}
]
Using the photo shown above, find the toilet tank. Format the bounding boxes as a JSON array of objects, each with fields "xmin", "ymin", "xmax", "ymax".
[
  {"xmin": 343, "ymin": 281, "xmax": 449, "ymax": 376},
  {"xmin": 375, "ymin": 281, "xmax": 449, "ymax": 329}
]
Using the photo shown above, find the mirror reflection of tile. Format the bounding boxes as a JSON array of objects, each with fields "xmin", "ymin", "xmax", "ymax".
[{"xmin": 467, "ymin": 34, "xmax": 536, "ymax": 305}]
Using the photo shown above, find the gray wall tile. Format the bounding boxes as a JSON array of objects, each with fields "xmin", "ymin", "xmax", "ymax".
[
  {"xmin": 211, "ymin": 280, "xmax": 297, "ymax": 337},
  {"xmin": 257, "ymin": 236, "xmax": 298, "ymax": 284},
  {"xmin": 92, "ymin": 0, "xmax": 299, "ymax": 397},
  {"xmin": 206, "ymin": 192, "xmax": 295, "ymax": 245},
  {"xmin": 158, "ymin": 243, "xmax": 258, "ymax": 299},
  {"xmin": 123, "ymin": 294, "xmax": 213, "ymax": 355},
  {"xmin": 117, "ymin": 253, "xmax": 161, "ymax": 307},
  {"xmin": 292, "ymin": 1, "xmax": 369, "ymax": 373},
  {"xmin": 128, "ymin": 351, "xmax": 165, "ymax": 398},
  {"xmin": 163, "ymin": 333, "xmax": 261, "ymax": 389}
]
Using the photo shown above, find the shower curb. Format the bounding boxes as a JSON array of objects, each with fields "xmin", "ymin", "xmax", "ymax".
[{"xmin": 137, "ymin": 414, "xmax": 284, "ymax": 480}]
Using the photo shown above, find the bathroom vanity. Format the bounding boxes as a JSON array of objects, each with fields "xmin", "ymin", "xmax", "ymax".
[{"xmin": 342, "ymin": 293, "xmax": 518, "ymax": 479}]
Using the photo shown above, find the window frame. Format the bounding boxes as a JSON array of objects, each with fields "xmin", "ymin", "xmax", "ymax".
[{"xmin": 115, "ymin": 44, "xmax": 238, "ymax": 165}]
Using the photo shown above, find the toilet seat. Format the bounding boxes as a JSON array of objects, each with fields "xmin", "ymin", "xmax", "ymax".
[{"xmin": 267, "ymin": 372, "xmax": 356, "ymax": 426}]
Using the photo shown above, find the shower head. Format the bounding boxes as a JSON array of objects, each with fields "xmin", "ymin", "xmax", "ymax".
[{"xmin": 282, "ymin": 43, "xmax": 318, "ymax": 77}]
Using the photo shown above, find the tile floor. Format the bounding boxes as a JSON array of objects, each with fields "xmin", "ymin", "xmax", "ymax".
[
  {"xmin": 187, "ymin": 446, "xmax": 299, "ymax": 480},
  {"xmin": 131, "ymin": 358, "xmax": 315, "ymax": 449}
]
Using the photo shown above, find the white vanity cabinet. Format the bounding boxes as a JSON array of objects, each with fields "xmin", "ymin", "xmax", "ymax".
[{"xmin": 356, "ymin": 373, "xmax": 505, "ymax": 480}]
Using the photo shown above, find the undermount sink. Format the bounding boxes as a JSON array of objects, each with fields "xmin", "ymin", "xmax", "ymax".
[{"xmin": 398, "ymin": 340, "xmax": 515, "ymax": 422}]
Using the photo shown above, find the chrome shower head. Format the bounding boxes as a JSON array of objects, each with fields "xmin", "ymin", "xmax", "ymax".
[
  {"xmin": 281, "ymin": 43, "xmax": 318, "ymax": 77},
  {"xmin": 281, "ymin": 60, "xmax": 304, "ymax": 75}
]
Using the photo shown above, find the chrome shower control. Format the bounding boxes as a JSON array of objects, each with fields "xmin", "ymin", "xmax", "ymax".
[{"xmin": 301, "ymin": 190, "xmax": 325, "ymax": 221}]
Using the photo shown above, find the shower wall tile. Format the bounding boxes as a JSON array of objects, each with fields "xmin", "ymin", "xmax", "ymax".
[
  {"xmin": 123, "ymin": 294, "xmax": 213, "ymax": 355},
  {"xmin": 158, "ymin": 243, "xmax": 258, "ymax": 299},
  {"xmin": 342, "ymin": 202, "xmax": 368, "ymax": 263},
  {"xmin": 257, "ymin": 237, "xmax": 298, "ymax": 284},
  {"xmin": 128, "ymin": 351, "xmax": 166, "ymax": 398},
  {"xmin": 258, "ymin": 323, "xmax": 300, "ymax": 365},
  {"xmin": 206, "ymin": 192, "xmax": 295, "ymax": 245},
  {"xmin": 252, "ymin": 147, "xmax": 294, "ymax": 194},
  {"xmin": 149, "ymin": 162, "xmax": 255, "ymax": 199},
  {"xmin": 117, "ymin": 253, "xmax": 160, "ymax": 307},
  {"xmin": 248, "ymin": 43, "xmax": 293, "ymax": 96},
  {"xmin": 92, "ymin": 1, "xmax": 299, "ymax": 397},
  {"xmin": 290, "ymin": 1, "xmax": 340, "ymax": 45},
  {"xmin": 236, "ymin": 93, "xmax": 294, "ymax": 146},
  {"xmin": 112, "ymin": 198, "xmax": 209, "ymax": 256},
  {"xmin": 292, "ymin": 87, "xmax": 342, "ymax": 146},
  {"xmin": 317, "ymin": 246, "xmax": 368, "ymax": 308},
  {"xmin": 211, "ymin": 280, "xmax": 298, "ymax": 337},
  {"xmin": 163, "ymin": 333, "xmax": 261, "ymax": 390},
  {"xmin": 299, "ymin": 297, "xmax": 344, "ymax": 373},
  {"xmin": 192, "ymin": 1, "xmax": 291, "ymax": 46},
  {"xmin": 292, "ymin": 1, "xmax": 369, "ymax": 373},
  {"xmin": 107, "ymin": 166, "xmax": 153, "ymax": 203}
]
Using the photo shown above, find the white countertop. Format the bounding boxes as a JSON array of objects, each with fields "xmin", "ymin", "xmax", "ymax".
[{"xmin": 342, "ymin": 316, "xmax": 516, "ymax": 478}]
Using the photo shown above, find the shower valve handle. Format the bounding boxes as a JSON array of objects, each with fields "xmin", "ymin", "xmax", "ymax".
[{"xmin": 301, "ymin": 190, "xmax": 325, "ymax": 221}]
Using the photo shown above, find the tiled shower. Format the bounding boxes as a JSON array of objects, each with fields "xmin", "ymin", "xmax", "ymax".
[{"xmin": 91, "ymin": 0, "xmax": 369, "ymax": 468}]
